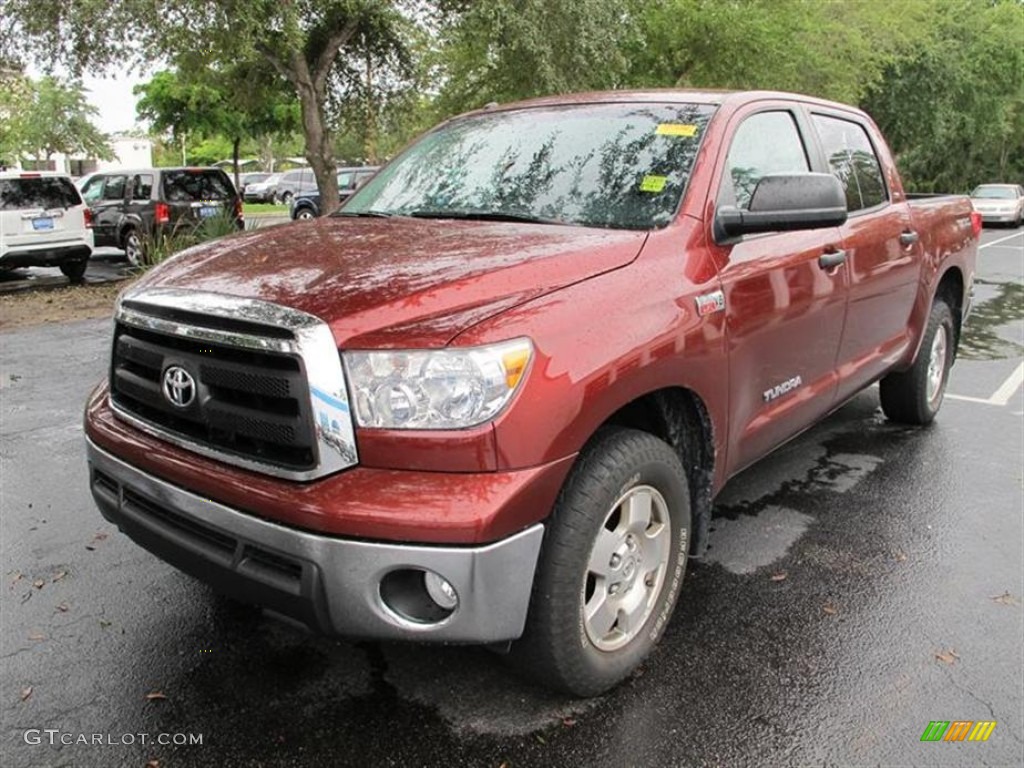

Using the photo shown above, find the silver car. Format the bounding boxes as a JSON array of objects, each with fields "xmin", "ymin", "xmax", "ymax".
[{"xmin": 970, "ymin": 184, "xmax": 1024, "ymax": 227}]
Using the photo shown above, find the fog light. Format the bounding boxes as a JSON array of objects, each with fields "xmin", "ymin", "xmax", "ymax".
[{"xmin": 424, "ymin": 571, "xmax": 459, "ymax": 611}]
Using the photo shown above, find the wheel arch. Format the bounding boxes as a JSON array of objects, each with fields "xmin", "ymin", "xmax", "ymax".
[
  {"xmin": 595, "ymin": 386, "xmax": 716, "ymax": 558},
  {"xmin": 935, "ymin": 265, "xmax": 965, "ymax": 353}
]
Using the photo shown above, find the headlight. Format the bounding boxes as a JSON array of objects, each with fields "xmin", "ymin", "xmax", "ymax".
[{"xmin": 343, "ymin": 338, "xmax": 532, "ymax": 429}]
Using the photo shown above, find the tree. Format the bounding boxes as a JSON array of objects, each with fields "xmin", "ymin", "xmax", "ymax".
[
  {"xmin": 435, "ymin": 0, "xmax": 642, "ymax": 113},
  {"xmin": 0, "ymin": 74, "xmax": 111, "ymax": 167},
  {"xmin": 628, "ymin": 0, "xmax": 932, "ymax": 104},
  {"xmin": 863, "ymin": 0, "xmax": 1024, "ymax": 191},
  {"xmin": 135, "ymin": 59, "xmax": 300, "ymax": 187},
  {"xmin": 1, "ymin": 0, "xmax": 414, "ymax": 212}
]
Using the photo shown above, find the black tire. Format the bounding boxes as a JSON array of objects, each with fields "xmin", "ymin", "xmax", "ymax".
[
  {"xmin": 59, "ymin": 259, "xmax": 88, "ymax": 284},
  {"xmin": 280, "ymin": 191, "xmax": 293, "ymax": 205},
  {"xmin": 122, "ymin": 228, "xmax": 144, "ymax": 267},
  {"xmin": 295, "ymin": 207, "xmax": 315, "ymax": 220},
  {"xmin": 880, "ymin": 298, "xmax": 956, "ymax": 425},
  {"xmin": 509, "ymin": 427, "xmax": 691, "ymax": 697}
]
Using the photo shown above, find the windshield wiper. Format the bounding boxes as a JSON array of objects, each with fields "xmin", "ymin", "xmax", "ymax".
[
  {"xmin": 331, "ymin": 210, "xmax": 393, "ymax": 218},
  {"xmin": 407, "ymin": 209, "xmax": 566, "ymax": 226}
]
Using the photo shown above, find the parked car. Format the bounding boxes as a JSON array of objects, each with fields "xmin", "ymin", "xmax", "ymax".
[
  {"xmin": 273, "ymin": 167, "xmax": 315, "ymax": 204},
  {"xmin": 290, "ymin": 166, "xmax": 379, "ymax": 219},
  {"xmin": 79, "ymin": 167, "xmax": 243, "ymax": 265},
  {"xmin": 969, "ymin": 183, "xmax": 1024, "ymax": 227},
  {"xmin": 242, "ymin": 173, "xmax": 281, "ymax": 203},
  {"xmin": 0, "ymin": 171, "xmax": 94, "ymax": 283},
  {"xmin": 85, "ymin": 90, "xmax": 978, "ymax": 697},
  {"xmin": 236, "ymin": 172, "xmax": 271, "ymax": 196}
]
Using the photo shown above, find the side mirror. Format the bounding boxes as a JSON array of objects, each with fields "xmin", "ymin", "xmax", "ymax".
[{"xmin": 715, "ymin": 173, "xmax": 848, "ymax": 242}]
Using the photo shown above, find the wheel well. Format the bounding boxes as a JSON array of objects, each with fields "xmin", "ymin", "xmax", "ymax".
[
  {"xmin": 601, "ymin": 388, "xmax": 716, "ymax": 558},
  {"xmin": 936, "ymin": 267, "xmax": 964, "ymax": 350}
]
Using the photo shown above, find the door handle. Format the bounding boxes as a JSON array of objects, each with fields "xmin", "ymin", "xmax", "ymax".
[
  {"xmin": 818, "ymin": 250, "xmax": 847, "ymax": 270},
  {"xmin": 900, "ymin": 230, "xmax": 919, "ymax": 247}
]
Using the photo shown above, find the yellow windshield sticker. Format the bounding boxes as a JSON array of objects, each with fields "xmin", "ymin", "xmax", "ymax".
[
  {"xmin": 656, "ymin": 123, "xmax": 699, "ymax": 137},
  {"xmin": 640, "ymin": 175, "xmax": 668, "ymax": 193}
]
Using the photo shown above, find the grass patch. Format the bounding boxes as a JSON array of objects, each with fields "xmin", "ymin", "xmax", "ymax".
[{"xmin": 244, "ymin": 203, "xmax": 289, "ymax": 215}]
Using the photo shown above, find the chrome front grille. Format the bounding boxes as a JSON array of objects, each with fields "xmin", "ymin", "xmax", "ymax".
[{"xmin": 109, "ymin": 288, "xmax": 358, "ymax": 481}]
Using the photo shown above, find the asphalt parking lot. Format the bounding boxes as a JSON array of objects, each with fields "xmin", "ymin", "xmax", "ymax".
[{"xmin": 1, "ymin": 227, "xmax": 1022, "ymax": 767}]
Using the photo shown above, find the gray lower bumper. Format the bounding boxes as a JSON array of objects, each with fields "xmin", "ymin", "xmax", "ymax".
[{"xmin": 86, "ymin": 439, "xmax": 544, "ymax": 643}]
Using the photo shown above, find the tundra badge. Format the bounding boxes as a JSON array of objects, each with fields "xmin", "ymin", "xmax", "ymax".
[{"xmin": 763, "ymin": 375, "xmax": 803, "ymax": 403}]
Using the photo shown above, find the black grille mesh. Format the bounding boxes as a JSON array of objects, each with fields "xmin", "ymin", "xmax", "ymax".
[{"xmin": 110, "ymin": 323, "xmax": 316, "ymax": 471}]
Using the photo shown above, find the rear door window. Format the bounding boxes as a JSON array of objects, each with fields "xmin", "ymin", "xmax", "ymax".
[
  {"xmin": 811, "ymin": 114, "xmax": 888, "ymax": 212},
  {"xmin": 131, "ymin": 174, "xmax": 154, "ymax": 201},
  {"xmin": 0, "ymin": 177, "xmax": 83, "ymax": 210},
  {"xmin": 162, "ymin": 170, "xmax": 233, "ymax": 202}
]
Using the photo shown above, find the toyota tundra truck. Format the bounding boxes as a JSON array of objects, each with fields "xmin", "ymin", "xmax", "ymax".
[{"xmin": 84, "ymin": 90, "xmax": 979, "ymax": 696}]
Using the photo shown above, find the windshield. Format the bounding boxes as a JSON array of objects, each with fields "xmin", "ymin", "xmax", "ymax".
[
  {"xmin": 343, "ymin": 102, "xmax": 715, "ymax": 230},
  {"xmin": 971, "ymin": 186, "xmax": 1017, "ymax": 200}
]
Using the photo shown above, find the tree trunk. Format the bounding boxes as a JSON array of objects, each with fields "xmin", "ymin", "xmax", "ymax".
[
  {"xmin": 296, "ymin": 81, "xmax": 339, "ymax": 213},
  {"xmin": 232, "ymin": 137, "xmax": 241, "ymax": 190}
]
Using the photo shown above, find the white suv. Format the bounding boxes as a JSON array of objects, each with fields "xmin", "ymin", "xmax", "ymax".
[{"xmin": 0, "ymin": 171, "xmax": 94, "ymax": 283}]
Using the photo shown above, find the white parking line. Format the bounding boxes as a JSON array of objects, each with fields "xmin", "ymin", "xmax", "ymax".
[
  {"xmin": 947, "ymin": 362, "xmax": 1024, "ymax": 407},
  {"xmin": 979, "ymin": 231, "xmax": 1024, "ymax": 250},
  {"xmin": 990, "ymin": 362, "xmax": 1024, "ymax": 405}
]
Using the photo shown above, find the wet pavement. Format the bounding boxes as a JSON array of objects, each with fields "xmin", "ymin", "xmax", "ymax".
[{"xmin": 1, "ymin": 227, "xmax": 1022, "ymax": 767}]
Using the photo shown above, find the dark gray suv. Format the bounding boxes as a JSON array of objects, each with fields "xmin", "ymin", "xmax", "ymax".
[{"xmin": 80, "ymin": 167, "xmax": 243, "ymax": 265}]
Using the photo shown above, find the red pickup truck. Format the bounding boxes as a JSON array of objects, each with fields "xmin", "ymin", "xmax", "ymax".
[{"xmin": 85, "ymin": 90, "xmax": 978, "ymax": 696}]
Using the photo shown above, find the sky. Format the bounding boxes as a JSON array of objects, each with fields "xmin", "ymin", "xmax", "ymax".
[
  {"xmin": 80, "ymin": 71, "xmax": 153, "ymax": 134},
  {"xmin": 26, "ymin": 64, "xmax": 155, "ymax": 135}
]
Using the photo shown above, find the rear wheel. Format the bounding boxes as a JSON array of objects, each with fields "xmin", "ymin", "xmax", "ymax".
[
  {"xmin": 122, "ymin": 228, "xmax": 144, "ymax": 267},
  {"xmin": 509, "ymin": 427, "xmax": 691, "ymax": 696},
  {"xmin": 59, "ymin": 259, "xmax": 88, "ymax": 284},
  {"xmin": 295, "ymin": 207, "xmax": 315, "ymax": 220},
  {"xmin": 280, "ymin": 191, "xmax": 293, "ymax": 205},
  {"xmin": 880, "ymin": 298, "xmax": 955, "ymax": 424}
]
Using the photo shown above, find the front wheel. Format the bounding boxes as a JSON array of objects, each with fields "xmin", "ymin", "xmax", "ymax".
[
  {"xmin": 880, "ymin": 298, "xmax": 955, "ymax": 424},
  {"xmin": 509, "ymin": 427, "xmax": 691, "ymax": 696},
  {"xmin": 295, "ymin": 207, "xmax": 315, "ymax": 220}
]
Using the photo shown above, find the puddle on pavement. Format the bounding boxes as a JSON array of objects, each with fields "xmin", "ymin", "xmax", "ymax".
[
  {"xmin": 959, "ymin": 280, "xmax": 1024, "ymax": 360},
  {"xmin": 705, "ymin": 506, "xmax": 813, "ymax": 574}
]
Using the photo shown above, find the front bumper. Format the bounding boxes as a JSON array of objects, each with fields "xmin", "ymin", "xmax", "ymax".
[{"xmin": 87, "ymin": 438, "xmax": 544, "ymax": 643}]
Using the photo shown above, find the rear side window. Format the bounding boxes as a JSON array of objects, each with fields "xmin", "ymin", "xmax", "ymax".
[
  {"xmin": 0, "ymin": 177, "xmax": 83, "ymax": 210},
  {"xmin": 162, "ymin": 171, "xmax": 233, "ymax": 202},
  {"xmin": 131, "ymin": 174, "xmax": 153, "ymax": 201},
  {"xmin": 723, "ymin": 111, "xmax": 809, "ymax": 210},
  {"xmin": 812, "ymin": 114, "xmax": 887, "ymax": 211}
]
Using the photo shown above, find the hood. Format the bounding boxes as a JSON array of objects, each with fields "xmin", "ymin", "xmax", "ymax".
[{"xmin": 136, "ymin": 216, "xmax": 648, "ymax": 347}]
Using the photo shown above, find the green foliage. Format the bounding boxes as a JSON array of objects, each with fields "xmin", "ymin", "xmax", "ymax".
[
  {"xmin": 139, "ymin": 212, "xmax": 240, "ymax": 268},
  {"xmin": 0, "ymin": 74, "xmax": 112, "ymax": 164},
  {"xmin": 863, "ymin": 0, "xmax": 1024, "ymax": 192},
  {"xmin": 630, "ymin": 0, "xmax": 931, "ymax": 103},
  {"xmin": 2, "ymin": 0, "xmax": 1021, "ymax": 191},
  {"xmin": 436, "ymin": 0, "xmax": 642, "ymax": 113}
]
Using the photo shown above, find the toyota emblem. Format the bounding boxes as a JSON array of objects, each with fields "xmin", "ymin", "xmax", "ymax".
[{"xmin": 162, "ymin": 365, "xmax": 196, "ymax": 408}]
